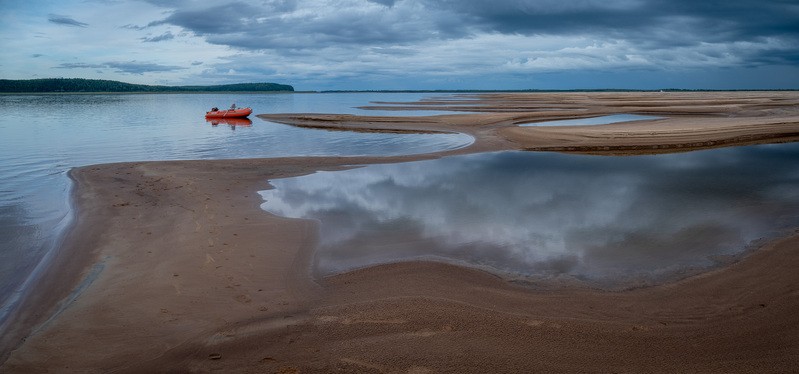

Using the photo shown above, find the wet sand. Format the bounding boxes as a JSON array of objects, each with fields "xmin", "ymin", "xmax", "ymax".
[{"xmin": 2, "ymin": 92, "xmax": 799, "ymax": 372}]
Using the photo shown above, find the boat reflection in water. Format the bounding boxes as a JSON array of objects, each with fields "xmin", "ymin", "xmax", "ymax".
[
  {"xmin": 206, "ymin": 117, "xmax": 253, "ymax": 130},
  {"xmin": 260, "ymin": 143, "xmax": 799, "ymax": 287}
]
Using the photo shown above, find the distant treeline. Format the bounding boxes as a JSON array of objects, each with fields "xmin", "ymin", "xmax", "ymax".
[{"xmin": 0, "ymin": 78, "xmax": 294, "ymax": 93}]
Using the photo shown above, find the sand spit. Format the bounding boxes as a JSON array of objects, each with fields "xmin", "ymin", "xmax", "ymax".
[{"xmin": 2, "ymin": 92, "xmax": 798, "ymax": 372}]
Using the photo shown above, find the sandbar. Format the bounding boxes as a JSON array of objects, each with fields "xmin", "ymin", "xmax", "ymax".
[{"xmin": 2, "ymin": 92, "xmax": 798, "ymax": 372}]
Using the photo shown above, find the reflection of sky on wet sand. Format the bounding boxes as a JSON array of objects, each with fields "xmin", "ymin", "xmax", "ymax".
[
  {"xmin": 259, "ymin": 144, "xmax": 799, "ymax": 285},
  {"xmin": 520, "ymin": 114, "xmax": 661, "ymax": 126}
]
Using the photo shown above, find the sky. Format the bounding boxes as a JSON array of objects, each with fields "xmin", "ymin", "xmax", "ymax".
[{"xmin": 1, "ymin": 0, "xmax": 798, "ymax": 90}]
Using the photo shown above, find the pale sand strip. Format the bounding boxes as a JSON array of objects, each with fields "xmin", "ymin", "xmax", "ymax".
[{"xmin": 2, "ymin": 92, "xmax": 798, "ymax": 372}]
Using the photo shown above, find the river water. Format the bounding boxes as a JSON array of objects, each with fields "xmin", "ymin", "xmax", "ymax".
[{"xmin": 0, "ymin": 92, "xmax": 473, "ymax": 321}]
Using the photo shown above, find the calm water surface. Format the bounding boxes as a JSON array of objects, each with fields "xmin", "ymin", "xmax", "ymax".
[
  {"xmin": 260, "ymin": 144, "xmax": 799, "ymax": 285},
  {"xmin": 522, "ymin": 114, "xmax": 661, "ymax": 126},
  {"xmin": 0, "ymin": 92, "xmax": 472, "ymax": 321}
]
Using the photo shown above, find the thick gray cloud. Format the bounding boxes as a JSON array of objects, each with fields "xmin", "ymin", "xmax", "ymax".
[
  {"xmin": 429, "ymin": 0, "xmax": 799, "ymax": 42},
  {"xmin": 153, "ymin": 1, "xmax": 450, "ymax": 50},
  {"xmin": 143, "ymin": 0, "xmax": 798, "ymax": 72},
  {"xmin": 47, "ymin": 14, "xmax": 88, "ymax": 27},
  {"xmin": 152, "ymin": 1, "xmax": 796, "ymax": 45}
]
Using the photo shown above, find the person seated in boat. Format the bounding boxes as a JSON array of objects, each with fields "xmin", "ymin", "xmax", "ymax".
[
  {"xmin": 230, "ymin": 103, "xmax": 237, "ymax": 110},
  {"xmin": 210, "ymin": 107, "xmax": 219, "ymax": 112}
]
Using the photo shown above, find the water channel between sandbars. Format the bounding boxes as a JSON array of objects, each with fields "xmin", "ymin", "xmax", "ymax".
[
  {"xmin": 520, "ymin": 114, "xmax": 662, "ymax": 127},
  {"xmin": 259, "ymin": 143, "xmax": 799, "ymax": 287}
]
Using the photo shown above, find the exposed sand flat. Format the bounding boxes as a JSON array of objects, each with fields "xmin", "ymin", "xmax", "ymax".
[
  {"xmin": 262, "ymin": 91, "xmax": 799, "ymax": 154},
  {"xmin": 506, "ymin": 116, "xmax": 799, "ymax": 154},
  {"xmin": 2, "ymin": 92, "xmax": 798, "ymax": 372}
]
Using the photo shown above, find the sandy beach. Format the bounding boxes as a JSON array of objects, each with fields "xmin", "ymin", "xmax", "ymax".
[{"xmin": 2, "ymin": 92, "xmax": 799, "ymax": 372}]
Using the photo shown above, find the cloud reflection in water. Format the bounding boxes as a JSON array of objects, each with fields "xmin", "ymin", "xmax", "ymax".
[{"xmin": 259, "ymin": 144, "xmax": 799, "ymax": 284}]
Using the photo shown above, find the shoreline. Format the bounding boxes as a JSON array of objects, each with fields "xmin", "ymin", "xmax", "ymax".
[{"xmin": 3, "ymin": 92, "xmax": 799, "ymax": 371}]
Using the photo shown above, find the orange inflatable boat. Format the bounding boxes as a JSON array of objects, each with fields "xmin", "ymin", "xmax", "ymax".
[{"xmin": 205, "ymin": 107, "xmax": 252, "ymax": 118}]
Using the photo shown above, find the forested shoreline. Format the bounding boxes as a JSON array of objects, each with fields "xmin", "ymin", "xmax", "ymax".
[{"xmin": 0, "ymin": 78, "xmax": 294, "ymax": 93}]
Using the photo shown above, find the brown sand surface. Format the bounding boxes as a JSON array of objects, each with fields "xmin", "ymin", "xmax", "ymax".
[
  {"xmin": 2, "ymin": 92, "xmax": 799, "ymax": 372},
  {"xmin": 262, "ymin": 91, "xmax": 799, "ymax": 154}
]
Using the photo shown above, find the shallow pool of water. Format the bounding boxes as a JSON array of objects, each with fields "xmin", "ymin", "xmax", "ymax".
[
  {"xmin": 521, "ymin": 114, "xmax": 661, "ymax": 127},
  {"xmin": 260, "ymin": 143, "xmax": 799, "ymax": 285}
]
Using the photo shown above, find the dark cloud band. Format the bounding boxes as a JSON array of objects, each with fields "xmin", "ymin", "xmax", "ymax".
[{"xmin": 48, "ymin": 14, "xmax": 88, "ymax": 27}]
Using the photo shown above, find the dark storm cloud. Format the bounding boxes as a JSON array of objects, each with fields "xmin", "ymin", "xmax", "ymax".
[
  {"xmin": 151, "ymin": 2, "xmax": 266, "ymax": 35},
  {"xmin": 149, "ymin": 0, "xmax": 797, "ymax": 56},
  {"xmin": 56, "ymin": 61, "xmax": 186, "ymax": 74},
  {"xmin": 126, "ymin": 0, "xmax": 798, "ymax": 87},
  {"xmin": 151, "ymin": 1, "xmax": 464, "ymax": 50},
  {"xmin": 749, "ymin": 48, "xmax": 799, "ymax": 66},
  {"xmin": 47, "ymin": 14, "xmax": 88, "ymax": 27},
  {"xmin": 429, "ymin": 0, "xmax": 799, "ymax": 45}
]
